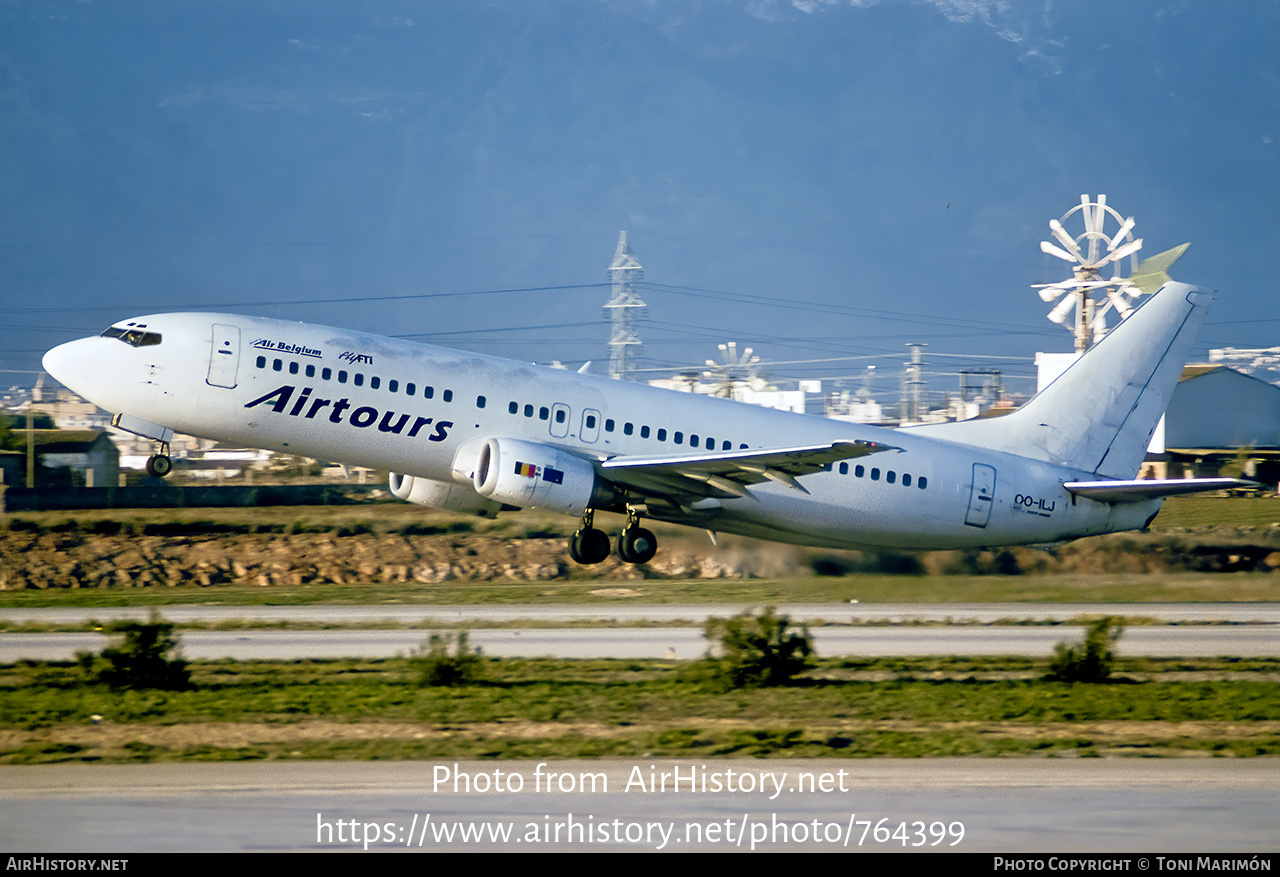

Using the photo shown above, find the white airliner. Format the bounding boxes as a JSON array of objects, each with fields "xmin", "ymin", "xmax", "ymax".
[{"xmin": 42, "ymin": 281, "xmax": 1245, "ymax": 565}]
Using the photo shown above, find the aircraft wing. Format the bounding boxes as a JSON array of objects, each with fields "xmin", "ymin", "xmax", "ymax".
[
  {"xmin": 1063, "ymin": 478, "xmax": 1259, "ymax": 503},
  {"xmin": 599, "ymin": 439, "xmax": 898, "ymax": 501}
]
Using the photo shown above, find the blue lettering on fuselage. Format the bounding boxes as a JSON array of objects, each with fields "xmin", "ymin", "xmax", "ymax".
[{"xmin": 243, "ymin": 384, "xmax": 452, "ymax": 442}]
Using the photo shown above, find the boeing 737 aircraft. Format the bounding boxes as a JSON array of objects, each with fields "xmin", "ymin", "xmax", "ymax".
[{"xmin": 42, "ymin": 281, "xmax": 1245, "ymax": 565}]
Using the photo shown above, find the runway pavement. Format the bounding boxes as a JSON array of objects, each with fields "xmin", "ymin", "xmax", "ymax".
[
  {"xmin": 3, "ymin": 759, "xmax": 1276, "ymax": 852},
  {"xmin": 2, "ymin": 623, "xmax": 1277, "ymax": 660},
  {"xmin": 1, "ymin": 603, "xmax": 1275, "ymax": 660}
]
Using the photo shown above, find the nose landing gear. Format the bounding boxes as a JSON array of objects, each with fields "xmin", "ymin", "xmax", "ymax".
[{"xmin": 145, "ymin": 442, "xmax": 173, "ymax": 478}]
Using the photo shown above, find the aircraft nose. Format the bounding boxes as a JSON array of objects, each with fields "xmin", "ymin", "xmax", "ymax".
[{"xmin": 42, "ymin": 338, "xmax": 94, "ymax": 394}]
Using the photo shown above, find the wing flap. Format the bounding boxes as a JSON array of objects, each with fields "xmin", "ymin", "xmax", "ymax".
[
  {"xmin": 601, "ymin": 439, "xmax": 898, "ymax": 501},
  {"xmin": 1064, "ymin": 477, "xmax": 1259, "ymax": 503}
]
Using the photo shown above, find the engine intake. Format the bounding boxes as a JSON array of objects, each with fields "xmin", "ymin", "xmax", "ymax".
[
  {"xmin": 388, "ymin": 473, "xmax": 502, "ymax": 516},
  {"xmin": 472, "ymin": 437, "xmax": 601, "ymax": 516}
]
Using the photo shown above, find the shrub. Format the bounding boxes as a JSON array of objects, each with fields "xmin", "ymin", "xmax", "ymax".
[
  {"xmin": 1046, "ymin": 617, "xmax": 1123, "ymax": 683},
  {"xmin": 410, "ymin": 632, "xmax": 485, "ymax": 687},
  {"xmin": 703, "ymin": 607, "xmax": 814, "ymax": 688},
  {"xmin": 78, "ymin": 612, "xmax": 191, "ymax": 690}
]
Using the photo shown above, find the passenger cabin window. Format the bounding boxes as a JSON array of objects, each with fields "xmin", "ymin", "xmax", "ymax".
[
  {"xmin": 353, "ymin": 373, "xmax": 364, "ymax": 387},
  {"xmin": 338, "ymin": 370, "xmax": 348, "ymax": 383},
  {"xmin": 624, "ymin": 423, "xmax": 634, "ymax": 435},
  {"xmin": 389, "ymin": 379, "xmax": 398, "ymax": 392},
  {"xmin": 322, "ymin": 368, "xmax": 332, "ymax": 381},
  {"xmin": 424, "ymin": 386, "xmax": 434, "ymax": 399},
  {"xmin": 406, "ymin": 382, "xmax": 416, "ymax": 395},
  {"xmin": 370, "ymin": 376, "xmax": 380, "ymax": 389},
  {"xmin": 524, "ymin": 404, "xmax": 534, "ymax": 417},
  {"xmin": 306, "ymin": 365, "xmax": 316, "ymax": 378},
  {"xmin": 443, "ymin": 389, "xmax": 453, "ymax": 402},
  {"xmin": 657, "ymin": 429, "xmax": 667, "ymax": 441},
  {"xmin": 477, "ymin": 395, "xmax": 486, "ymax": 408},
  {"xmin": 509, "ymin": 401, "xmax": 519, "ymax": 414}
]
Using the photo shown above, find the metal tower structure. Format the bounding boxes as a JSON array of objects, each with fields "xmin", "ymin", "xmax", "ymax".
[
  {"xmin": 603, "ymin": 231, "xmax": 647, "ymax": 381},
  {"xmin": 900, "ymin": 343, "xmax": 928, "ymax": 423}
]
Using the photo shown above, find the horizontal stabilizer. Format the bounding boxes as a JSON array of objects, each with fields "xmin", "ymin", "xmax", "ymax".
[{"xmin": 1064, "ymin": 478, "xmax": 1259, "ymax": 503}]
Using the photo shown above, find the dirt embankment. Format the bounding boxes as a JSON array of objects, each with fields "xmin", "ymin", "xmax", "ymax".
[{"xmin": 2, "ymin": 525, "xmax": 1280, "ymax": 589}]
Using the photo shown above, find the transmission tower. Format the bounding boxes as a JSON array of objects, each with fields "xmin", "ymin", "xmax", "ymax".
[
  {"xmin": 900, "ymin": 343, "xmax": 928, "ymax": 423},
  {"xmin": 603, "ymin": 231, "xmax": 647, "ymax": 381}
]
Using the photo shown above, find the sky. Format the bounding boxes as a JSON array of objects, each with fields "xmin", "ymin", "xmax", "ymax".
[{"xmin": 2, "ymin": 0, "xmax": 1277, "ymax": 403}]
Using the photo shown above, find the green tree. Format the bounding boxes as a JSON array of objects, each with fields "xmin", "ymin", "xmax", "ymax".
[
  {"xmin": 703, "ymin": 607, "xmax": 814, "ymax": 688},
  {"xmin": 78, "ymin": 612, "xmax": 191, "ymax": 690},
  {"xmin": 410, "ymin": 631, "xmax": 485, "ymax": 687},
  {"xmin": 1046, "ymin": 617, "xmax": 1123, "ymax": 683}
]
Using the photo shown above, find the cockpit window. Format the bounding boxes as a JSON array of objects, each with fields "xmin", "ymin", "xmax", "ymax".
[{"xmin": 101, "ymin": 325, "xmax": 162, "ymax": 347}]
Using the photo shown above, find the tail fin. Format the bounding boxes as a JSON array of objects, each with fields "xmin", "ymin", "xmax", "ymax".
[{"xmin": 912, "ymin": 282, "xmax": 1211, "ymax": 478}]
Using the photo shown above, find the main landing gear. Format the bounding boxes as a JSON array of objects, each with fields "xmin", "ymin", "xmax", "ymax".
[
  {"xmin": 569, "ymin": 511, "xmax": 611, "ymax": 565},
  {"xmin": 568, "ymin": 508, "xmax": 657, "ymax": 565},
  {"xmin": 145, "ymin": 442, "xmax": 173, "ymax": 478}
]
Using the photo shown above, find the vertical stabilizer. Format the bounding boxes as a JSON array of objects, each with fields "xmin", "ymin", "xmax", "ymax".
[{"xmin": 912, "ymin": 282, "xmax": 1211, "ymax": 478}]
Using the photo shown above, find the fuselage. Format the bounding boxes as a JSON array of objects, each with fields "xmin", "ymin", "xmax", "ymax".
[{"xmin": 42, "ymin": 312, "xmax": 1159, "ymax": 552}]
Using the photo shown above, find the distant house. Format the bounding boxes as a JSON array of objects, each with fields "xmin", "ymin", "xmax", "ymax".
[
  {"xmin": 17, "ymin": 429, "xmax": 121, "ymax": 488},
  {"xmin": 1153, "ymin": 366, "xmax": 1280, "ymax": 485},
  {"xmin": 0, "ymin": 449, "xmax": 24, "ymax": 487},
  {"xmin": 1164, "ymin": 366, "xmax": 1280, "ymax": 450}
]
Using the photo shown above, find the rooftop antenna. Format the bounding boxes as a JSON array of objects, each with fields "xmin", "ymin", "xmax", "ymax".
[{"xmin": 603, "ymin": 231, "xmax": 647, "ymax": 381}]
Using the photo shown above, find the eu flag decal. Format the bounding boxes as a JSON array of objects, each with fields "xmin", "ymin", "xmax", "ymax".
[
  {"xmin": 543, "ymin": 467, "xmax": 564, "ymax": 485},
  {"xmin": 515, "ymin": 462, "xmax": 537, "ymax": 478}
]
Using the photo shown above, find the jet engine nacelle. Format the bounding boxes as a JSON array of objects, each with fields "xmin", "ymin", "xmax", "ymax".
[
  {"xmin": 388, "ymin": 472, "xmax": 503, "ymax": 517},
  {"xmin": 472, "ymin": 437, "xmax": 601, "ymax": 516}
]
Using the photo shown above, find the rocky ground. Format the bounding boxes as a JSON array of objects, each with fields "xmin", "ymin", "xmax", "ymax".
[{"xmin": 2, "ymin": 524, "xmax": 1280, "ymax": 589}]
